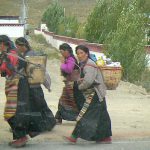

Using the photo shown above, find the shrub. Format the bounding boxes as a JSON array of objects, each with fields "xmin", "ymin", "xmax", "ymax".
[
  {"xmin": 85, "ymin": 0, "xmax": 125, "ymax": 43},
  {"xmin": 42, "ymin": 2, "xmax": 64, "ymax": 33},
  {"xmin": 58, "ymin": 16, "xmax": 79, "ymax": 37},
  {"xmin": 105, "ymin": 1, "xmax": 147, "ymax": 82},
  {"xmin": 30, "ymin": 34, "xmax": 60, "ymax": 60},
  {"xmin": 75, "ymin": 23, "xmax": 86, "ymax": 39}
]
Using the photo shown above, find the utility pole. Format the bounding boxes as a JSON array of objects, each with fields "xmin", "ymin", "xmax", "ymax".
[
  {"xmin": 20, "ymin": 0, "xmax": 28, "ymax": 37},
  {"xmin": 20, "ymin": 0, "xmax": 28, "ymax": 24}
]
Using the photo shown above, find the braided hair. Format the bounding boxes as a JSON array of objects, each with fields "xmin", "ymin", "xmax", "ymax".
[
  {"xmin": 59, "ymin": 43, "xmax": 79, "ymax": 77},
  {"xmin": 59, "ymin": 43, "xmax": 78, "ymax": 69}
]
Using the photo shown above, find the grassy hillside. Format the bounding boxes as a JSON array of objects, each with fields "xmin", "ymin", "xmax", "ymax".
[
  {"xmin": 58, "ymin": 0, "xmax": 96, "ymax": 23},
  {"xmin": 0, "ymin": 0, "xmax": 96, "ymax": 28}
]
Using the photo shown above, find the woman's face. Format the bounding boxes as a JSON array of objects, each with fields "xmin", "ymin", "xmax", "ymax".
[
  {"xmin": 0, "ymin": 43, "xmax": 3, "ymax": 52},
  {"xmin": 76, "ymin": 49, "xmax": 88, "ymax": 62},
  {"xmin": 16, "ymin": 44, "xmax": 25, "ymax": 53},
  {"xmin": 0, "ymin": 42, "xmax": 6, "ymax": 52},
  {"xmin": 60, "ymin": 49, "xmax": 70, "ymax": 58}
]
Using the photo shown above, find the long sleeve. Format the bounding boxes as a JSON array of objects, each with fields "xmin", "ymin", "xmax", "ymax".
[
  {"xmin": 0, "ymin": 50, "xmax": 18, "ymax": 76},
  {"xmin": 61, "ymin": 57, "xmax": 75, "ymax": 74},
  {"xmin": 78, "ymin": 65, "xmax": 97, "ymax": 90}
]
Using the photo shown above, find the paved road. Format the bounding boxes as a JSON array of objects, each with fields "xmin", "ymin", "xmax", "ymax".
[{"xmin": 1, "ymin": 140, "xmax": 150, "ymax": 150}]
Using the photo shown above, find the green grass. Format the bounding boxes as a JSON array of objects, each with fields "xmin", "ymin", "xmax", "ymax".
[
  {"xmin": 31, "ymin": 34, "xmax": 49, "ymax": 46},
  {"xmin": 30, "ymin": 34, "xmax": 61, "ymax": 60},
  {"xmin": 58, "ymin": 0, "xmax": 96, "ymax": 23}
]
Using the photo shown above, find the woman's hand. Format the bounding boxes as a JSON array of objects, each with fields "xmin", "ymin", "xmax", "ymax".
[
  {"xmin": 61, "ymin": 57, "xmax": 65, "ymax": 63},
  {"xmin": 77, "ymin": 78, "xmax": 84, "ymax": 84}
]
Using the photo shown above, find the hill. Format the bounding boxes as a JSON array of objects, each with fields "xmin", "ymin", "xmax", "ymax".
[{"xmin": 0, "ymin": 0, "xmax": 96, "ymax": 28}]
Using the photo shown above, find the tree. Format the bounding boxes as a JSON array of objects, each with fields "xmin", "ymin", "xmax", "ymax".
[
  {"xmin": 76, "ymin": 23, "xmax": 86, "ymax": 39},
  {"xmin": 85, "ymin": 0, "xmax": 148, "ymax": 82},
  {"xmin": 105, "ymin": 1, "xmax": 147, "ymax": 82},
  {"xmin": 42, "ymin": 2, "xmax": 79, "ymax": 37},
  {"xmin": 58, "ymin": 16, "xmax": 79, "ymax": 37},
  {"xmin": 85, "ymin": 0, "xmax": 126, "ymax": 43},
  {"xmin": 85, "ymin": 0, "xmax": 150, "ymax": 44},
  {"xmin": 137, "ymin": 0, "xmax": 150, "ymax": 13},
  {"xmin": 42, "ymin": 2, "xmax": 64, "ymax": 33}
]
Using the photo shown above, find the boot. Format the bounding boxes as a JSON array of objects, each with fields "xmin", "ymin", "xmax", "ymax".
[
  {"xmin": 63, "ymin": 136, "xmax": 77, "ymax": 144},
  {"xmin": 96, "ymin": 137, "xmax": 112, "ymax": 144},
  {"xmin": 9, "ymin": 136, "xmax": 28, "ymax": 148}
]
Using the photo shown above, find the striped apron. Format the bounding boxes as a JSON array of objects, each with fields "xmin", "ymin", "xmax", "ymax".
[{"xmin": 4, "ymin": 77, "xmax": 19, "ymax": 120}]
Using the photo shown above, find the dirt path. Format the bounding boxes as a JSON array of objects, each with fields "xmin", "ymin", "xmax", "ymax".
[{"xmin": 0, "ymin": 59, "xmax": 150, "ymax": 144}]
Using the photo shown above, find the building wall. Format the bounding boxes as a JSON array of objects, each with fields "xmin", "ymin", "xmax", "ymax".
[
  {"xmin": 34, "ymin": 29, "xmax": 104, "ymax": 56},
  {"xmin": 0, "ymin": 16, "xmax": 19, "ymax": 24},
  {"xmin": 34, "ymin": 29, "xmax": 150, "ymax": 64},
  {"xmin": 0, "ymin": 19, "xmax": 19, "ymax": 24},
  {"xmin": 0, "ymin": 24, "xmax": 24, "ymax": 38}
]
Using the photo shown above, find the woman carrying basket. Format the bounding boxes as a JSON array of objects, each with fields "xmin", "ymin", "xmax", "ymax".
[
  {"xmin": 55, "ymin": 43, "xmax": 81, "ymax": 124},
  {"xmin": 64, "ymin": 45, "xmax": 112, "ymax": 144},
  {"xmin": 0, "ymin": 35, "xmax": 30, "ymax": 147},
  {"xmin": 9, "ymin": 37, "xmax": 55, "ymax": 147}
]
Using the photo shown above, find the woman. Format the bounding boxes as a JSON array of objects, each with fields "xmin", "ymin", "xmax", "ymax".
[
  {"xmin": 64, "ymin": 45, "xmax": 112, "ymax": 143},
  {"xmin": 0, "ymin": 35, "xmax": 30, "ymax": 147},
  {"xmin": 15, "ymin": 37, "xmax": 56, "ymax": 146},
  {"xmin": 55, "ymin": 43, "xmax": 80, "ymax": 124}
]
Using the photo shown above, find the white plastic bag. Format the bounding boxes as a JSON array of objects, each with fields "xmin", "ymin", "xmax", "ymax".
[{"xmin": 43, "ymin": 70, "xmax": 51, "ymax": 92}]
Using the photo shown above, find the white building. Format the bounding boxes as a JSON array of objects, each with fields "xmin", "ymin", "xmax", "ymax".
[
  {"xmin": 0, "ymin": 16, "xmax": 25, "ymax": 38},
  {"xmin": 0, "ymin": 16, "xmax": 20, "ymax": 24},
  {"xmin": 0, "ymin": 24, "xmax": 24, "ymax": 38}
]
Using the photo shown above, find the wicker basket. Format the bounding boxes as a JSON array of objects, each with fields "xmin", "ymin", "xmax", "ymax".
[
  {"xmin": 25, "ymin": 55, "xmax": 47, "ymax": 84},
  {"xmin": 99, "ymin": 66, "xmax": 122, "ymax": 90}
]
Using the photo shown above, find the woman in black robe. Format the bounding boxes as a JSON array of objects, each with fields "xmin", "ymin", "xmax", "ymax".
[{"xmin": 64, "ymin": 45, "xmax": 112, "ymax": 144}]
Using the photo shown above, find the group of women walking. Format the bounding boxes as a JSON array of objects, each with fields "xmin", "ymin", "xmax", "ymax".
[{"xmin": 0, "ymin": 35, "xmax": 112, "ymax": 148}]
